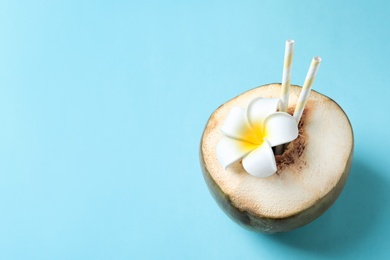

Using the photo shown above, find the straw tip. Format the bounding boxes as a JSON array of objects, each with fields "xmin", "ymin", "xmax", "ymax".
[
  {"xmin": 313, "ymin": 56, "xmax": 322, "ymax": 62},
  {"xmin": 286, "ymin": 39, "xmax": 295, "ymax": 44}
]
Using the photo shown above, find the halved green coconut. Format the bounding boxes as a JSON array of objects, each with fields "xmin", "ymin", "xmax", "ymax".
[{"xmin": 200, "ymin": 83, "xmax": 353, "ymax": 233}]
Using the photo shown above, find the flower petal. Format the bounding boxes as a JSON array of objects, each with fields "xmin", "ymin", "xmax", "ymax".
[
  {"xmin": 263, "ymin": 112, "xmax": 298, "ymax": 147},
  {"xmin": 247, "ymin": 97, "xmax": 280, "ymax": 133},
  {"xmin": 242, "ymin": 140, "xmax": 277, "ymax": 178},
  {"xmin": 221, "ymin": 106, "xmax": 259, "ymax": 144},
  {"xmin": 216, "ymin": 137, "xmax": 258, "ymax": 169}
]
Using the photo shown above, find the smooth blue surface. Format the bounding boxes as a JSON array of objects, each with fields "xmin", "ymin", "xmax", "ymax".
[{"xmin": 0, "ymin": 1, "xmax": 389, "ymax": 259}]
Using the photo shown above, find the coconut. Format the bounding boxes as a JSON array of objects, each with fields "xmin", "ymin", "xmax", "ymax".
[{"xmin": 200, "ymin": 83, "xmax": 353, "ymax": 233}]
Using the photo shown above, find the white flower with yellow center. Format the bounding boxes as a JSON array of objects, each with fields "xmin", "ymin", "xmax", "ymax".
[{"xmin": 217, "ymin": 97, "xmax": 298, "ymax": 178}]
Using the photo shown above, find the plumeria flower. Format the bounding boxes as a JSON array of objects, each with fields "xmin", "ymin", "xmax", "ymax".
[{"xmin": 216, "ymin": 97, "xmax": 298, "ymax": 178}]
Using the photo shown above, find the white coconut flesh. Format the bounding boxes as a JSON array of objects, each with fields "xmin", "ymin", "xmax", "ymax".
[{"xmin": 201, "ymin": 84, "xmax": 353, "ymax": 219}]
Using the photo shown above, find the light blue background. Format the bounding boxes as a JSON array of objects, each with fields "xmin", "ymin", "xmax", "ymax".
[{"xmin": 0, "ymin": 1, "xmax": 389, "ymax": 259}]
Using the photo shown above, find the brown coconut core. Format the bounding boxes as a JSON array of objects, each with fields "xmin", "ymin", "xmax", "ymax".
[
  {"xmin": 274, "ymin": 106, "xmax": 309, "ymax": 173},
  {"xmin": 201, "ymin": 84, "xmax": 353, "ymax": 222}
]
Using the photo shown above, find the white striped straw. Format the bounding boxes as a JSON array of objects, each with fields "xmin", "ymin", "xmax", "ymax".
[
  {"xmin": 275, "ymin": 40, "xmax": 295, "ymax": 155},
  {"xmin": 279, "ymin": 40, "xmax": 295, "ymax": 112},
  {"xmin": 293, "ymin": 56, "xmax": 322, "ymax": 123}
]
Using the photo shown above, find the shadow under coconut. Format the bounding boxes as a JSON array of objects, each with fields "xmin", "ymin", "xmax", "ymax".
[{"xmin": 262, "ymin": 159, "xmax": 388, "ymax": 256}]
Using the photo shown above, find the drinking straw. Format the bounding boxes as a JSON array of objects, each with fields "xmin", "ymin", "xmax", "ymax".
[
  {"xmin": 275, "ymin": 40, "xmax": 295, "ymax": 155},
  {"xmin": 279, "ymin": 40, "xmax": 295, "ymax": 112},
  {"xmin": 293, "ymin": 56, "xmax": 322, "ymax": 123}
]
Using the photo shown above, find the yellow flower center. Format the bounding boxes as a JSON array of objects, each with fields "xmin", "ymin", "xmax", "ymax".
[{"xmin": 239, "ymin": 123, "xmax": 266, "ymax": 148}]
